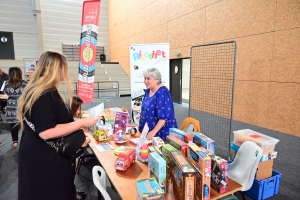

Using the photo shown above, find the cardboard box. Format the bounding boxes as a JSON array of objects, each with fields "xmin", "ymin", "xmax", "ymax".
[
  {"xmin": 256, "ymin": 159, "xmax": 273, "ymax": 180},
  {"xmin": 192, "ymin": 132, "xmax": 215, "ymax": 153},
  {"xmin": 166, "ymin": 135, "xmax": 188, "ymax": 156},
  {"xmin": 170, "ymin": 150, "xmax": 197, "ymax": 200},
  {"xmin": 195, "ymin": 172, "xmax": 210, "ymax": 200},
  {"xmin": 169, "ymin": 128, "xmax": 188, "ymax": 142},
  {"xmin": 208, "ymin": 153, "xmax": 228, "ymax": 194},
  {"xmin": 161, "ymin": 144, "xmax": 177, "ymax": 182},
  {"xmin": 136, "ymin": 178, "xmax": 164, "ymax": 200},
  {"xmin": 149, "ymin": 152, "xmax": 167, "ymax": 193},
  {"xmin": 187, "ymin": 143, "xmax": 211, "ymax": 200}
]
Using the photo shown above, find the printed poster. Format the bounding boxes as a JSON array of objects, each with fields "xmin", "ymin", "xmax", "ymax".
[{"xmin": 129, "ymin": 43, "xmax": 170, "ymax": 124}]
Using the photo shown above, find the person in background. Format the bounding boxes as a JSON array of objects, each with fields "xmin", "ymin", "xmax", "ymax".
[
  {"xmin": 71, "ymin": 96, "xmax": 84, "ymax": 120},
  {"xmin": 3, "ymin": 67, "xmax": 27, "ymax": 148},
  {"xmin": 0, "ymin": 68, "xmax": 9, "ymax": 113},
  {"xmin": 17, "ymin": 51, "xmax": 98, "ymax": 200},
  {"xmin": 25, "ymin": 67, "xmax": 35, "ymax": 81},
  {"xmin": 28, "ymin": 67, "xmax": 35, "ymax": 79},
  {"xmin": 138, "ymin": 68, "xmax": 178, "ymax": 140}
]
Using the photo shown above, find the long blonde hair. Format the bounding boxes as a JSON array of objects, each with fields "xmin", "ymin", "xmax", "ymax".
[{"xmin": 17, "ymin": 51, "xmax": 73, "ymax": 131}]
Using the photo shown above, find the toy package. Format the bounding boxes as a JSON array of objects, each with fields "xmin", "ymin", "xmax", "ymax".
[
  {"xmin": 136, "ymin": 178, "xmax": 164, "ymax": 200},
  {"xmin": 184, "ymin": 133, "xmax": 194, "ymax": 143},
  {"xmin": 115, "ymin": 147, "xmax": 136, "ymax": 171},
  {"xmin": 169, "ymin": 128, "xmax": 188, "ymax": 142},
  {"xmin": 93, "ymin": 122, "xmax": 112, "ymax": 142},
  {"xmin": 113, "ymin": 111, "xmax": 128, "ymax": 143},
  {"xmin": 193, "ymin": 132, "xmax": 215, "ymax": 153},
  {"xmin": 136, "ymin": 123, "xmax": 150, "ymax": 162},
  {"xmin": 187, "ymin": 143, "xmax": 211, "ymax": 200},
  {"xmin": 149, "ymin": 152, "xmax": 166, "ymax": 193},
  {"xmin": 114, "ymin": 146, "xmax": 134, "ymax": 156},
  {"xmin": 166, "ymin": 135, "xmax": 188, "ymax": 156},
  {"xmin": 208, "ymin": 153, "xmax": 228, "ymax": 194},
  {"xmin": 153, "ymin": 137, "xmax": 165, "ymax": 155},
  {"xmin": 170, "ymin": 150, "xmax": 197, "ymax": 200}
]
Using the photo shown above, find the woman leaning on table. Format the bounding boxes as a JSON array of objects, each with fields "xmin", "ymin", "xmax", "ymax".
[
  {"xmin": 17, "ymin": 51, "xmax": 98, "ymax": 200},
  {"xmin": 138, "ymin": 67, "xmax": 178, "ymax": 140}
]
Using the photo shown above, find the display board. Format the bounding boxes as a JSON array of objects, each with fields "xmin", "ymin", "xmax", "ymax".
[{"xmin": 129, "ymin": 43, "xmax": 170, "ymax": 124}]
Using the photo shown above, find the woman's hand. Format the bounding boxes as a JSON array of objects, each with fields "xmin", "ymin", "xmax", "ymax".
[
  {"xmin": 81, "ymin": 136, "xmax": 91, "ymax": 147},
  {"xmin": 146, "ymin": 131, "xmax": 156, "ymax": 140},
  {"xmin": 81, "ymin": 117, "xmax": 99, "ymax": 128}
]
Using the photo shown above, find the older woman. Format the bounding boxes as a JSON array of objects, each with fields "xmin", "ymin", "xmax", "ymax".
[{"xmin": 138, "ymin": 68, "xmax": 177, "ymax": 140}]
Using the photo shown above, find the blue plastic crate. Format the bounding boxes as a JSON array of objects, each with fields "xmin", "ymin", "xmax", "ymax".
[{"xmin": 244, "ymin": 170, "xmax": 282, "ymax": 200}]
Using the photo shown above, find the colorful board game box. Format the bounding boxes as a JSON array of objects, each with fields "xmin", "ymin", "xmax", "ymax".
[
  {"xmin": 170, "ymin": 150, "xmax": 197, "ymax": 200},
  {"xmin": 169, "ymin": 128, "xmax": 188, "ymax": 142},
  {"xmin": 136, "ymin": 178, "xmax": 164, "ymax": 200},
  {"xmin": 187, "ymin": 143, "xmax": 211, "ymax": 200},
  {"xmin": 208, "ymin": 153, "xmax": 228, "ymax": 194},
  {"xmin": 149, "ymin": 152, "xmax": 167, "ymax": 193},
  {"xmin": 166, "ymin": 135, "xmax": 188, "ymax": 156},
  {"xmin": 193, "ymin": 132, "xmax": 215, "ymax": 153}
]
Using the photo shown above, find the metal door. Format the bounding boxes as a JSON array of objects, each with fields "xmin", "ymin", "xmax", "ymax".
[{"xmin": 170, "ymin": 59, "xmax": 182, "ymax": 104}]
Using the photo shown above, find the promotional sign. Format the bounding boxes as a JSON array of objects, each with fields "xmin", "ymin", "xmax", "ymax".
[
  {"xmin": 78, "ymin": 0, "xmax": 100, "ymax": 102},
  {"xmin": 129, "ymin": 43, "xmax": 170, "ymax": 124}
]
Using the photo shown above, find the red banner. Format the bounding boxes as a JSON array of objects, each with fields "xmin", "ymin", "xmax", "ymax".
[{"xmin": 78, "ymin": 0, "xmax": 100, "ymax": 102}]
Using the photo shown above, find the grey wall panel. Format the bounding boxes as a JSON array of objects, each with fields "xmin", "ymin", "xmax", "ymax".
[
  {"xmin": 40, "ymin": 0, "xmax": 109, "ymax": 60},
  {"xmin": 0, "ymin": 0, "xmax": 39, "ymax": 59}
]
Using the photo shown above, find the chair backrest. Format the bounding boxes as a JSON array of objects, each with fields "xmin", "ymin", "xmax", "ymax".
[
  {"xmin": 180, "ymin": 117, "xmax": 201, "ymax": 132},
  {"xmin": 92, "ymin": 166, "xmax": 112, "ymax": 200},
  {"xmin": 228, "ymin": 141, "xmax": 263, "ymax": 191}
]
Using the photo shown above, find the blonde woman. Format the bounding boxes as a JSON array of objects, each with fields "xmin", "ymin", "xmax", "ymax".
[{"xmin": 17, "ymin": 51, "xmax": 98, "ymax": 200}]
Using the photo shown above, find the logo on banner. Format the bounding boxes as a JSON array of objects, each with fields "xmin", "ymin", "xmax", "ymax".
[{"xmin": 132, "ymin": 50, "xmax": 167, "ymax": 61}]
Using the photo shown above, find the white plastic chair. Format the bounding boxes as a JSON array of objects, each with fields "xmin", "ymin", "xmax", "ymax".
[
  {"xmin": 228, "ymin": 141, "xmax": 263, "ymax": 199},
  {"xmin": 92, "ymin": 166, "xmax": 112, "ymax": 200}
]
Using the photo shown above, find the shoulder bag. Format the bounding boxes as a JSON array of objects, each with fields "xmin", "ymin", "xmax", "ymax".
[{"xmin": 24, "ymin": 117, "xmax": 86, "ymax": 158}]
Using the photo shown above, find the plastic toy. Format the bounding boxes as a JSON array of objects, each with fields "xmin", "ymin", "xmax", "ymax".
[
  {"xmin": 94, "ymin": 127, "xmax": 109, "ymax": 141},
  {"xmin": 129, "ymin": 127, "xmax": 138, "ymax": 136},
  {"xmin": 115, "ymin": 148, "xmax": 136, "ymax": 171},
  {"xmin": 114, "ymin": 129, "xmax": 127, "ymax": 144},
  {"xmin": 139, "ymin": 144, "xmax": 149, "ymax": 162}
]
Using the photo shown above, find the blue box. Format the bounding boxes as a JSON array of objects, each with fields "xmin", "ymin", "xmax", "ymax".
[
  {"xmin": 136, "ymin": 178, "xmax": 164, "ymax": 200},
  {"xmin": 192, "ymin": 132, "xmax": 215, "ymax": 153},
  {"xmin": 244, "ymin": 170, "xmax": 282, "ymax": 200},
  {"xmin": 149, "ymin": 152, "xmax": 167, "ymax": 193},
  {"xmin": 169, "ymin": 128, "xmax": 187, "ymax": 142}
]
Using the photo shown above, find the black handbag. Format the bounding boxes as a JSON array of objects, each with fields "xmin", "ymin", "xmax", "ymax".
[
  {"xmin": 24, "ymin": 117, "xmax": 86, "ymax": 158},
  {"xmin": 53, "ymin": 129, "xmax": 86, "ymax": 158}
]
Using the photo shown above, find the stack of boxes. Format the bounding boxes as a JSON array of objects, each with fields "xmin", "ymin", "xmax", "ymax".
[{"xmin": 232, "ymin": 129, "xmax": 279, "ymax": 180}]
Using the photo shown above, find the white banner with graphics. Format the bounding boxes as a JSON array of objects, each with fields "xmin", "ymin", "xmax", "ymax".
[{"xmin": 129, "ymin": 43, "xmax": 170, "ymax": 124}]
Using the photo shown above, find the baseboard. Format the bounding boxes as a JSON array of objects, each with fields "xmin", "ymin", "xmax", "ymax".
[{"xmin": 120, "ymin": 94, "xmax": 131, "ymax": 97}]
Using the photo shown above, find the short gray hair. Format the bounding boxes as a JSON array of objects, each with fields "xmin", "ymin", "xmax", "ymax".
[{"xmin": 143, "ymin": 68, "xmax": 162, "ymax": 84}]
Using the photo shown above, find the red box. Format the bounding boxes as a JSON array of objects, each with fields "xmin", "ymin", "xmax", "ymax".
[{"xmin": 166, "ymin": 135, "xmax": 188, "ymax": 156}]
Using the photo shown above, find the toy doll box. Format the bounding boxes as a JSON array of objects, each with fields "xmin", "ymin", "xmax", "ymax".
[
  {"xmin": 169, "ymin": 128, "xmax": 188, "ymax": 142},
  {"xmin": 233, "ymin": 129, "xmax": 279, "ymax": 154},
  {"xmin": 170, "ymin": 150, "xmax": 197, "ymax": 200},
  {"xmin": 136, "ymin": 178, "xmax": 164, "ymax": 200},
  {"xmin": 207, "ymin": 153, "xmax": 228, "ymax": 194},
  {"xmin": 149, "ymin": 152, "xmax": 167, "ymax": 194},
  {"xmin": 192, "ymin": 132, "xmax": 215, "ymax": 153},
  {"xmin": 166, "ymin": 135, "xmax": 188, "ymax": 156}
]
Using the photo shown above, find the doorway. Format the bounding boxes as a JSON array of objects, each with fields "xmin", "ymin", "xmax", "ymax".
[{"xmin": 170, "ymin": 59, "xmax": 182, "ymax": 104}]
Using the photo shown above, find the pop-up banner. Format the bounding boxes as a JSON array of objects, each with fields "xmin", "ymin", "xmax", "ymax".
[
  {"xmin": 129, "ymin": 43, "xmax": 170, "ymax": 124},
  {"xmin": 78, "ymin": 0, "xmax": 100, "ymax": 102}
]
